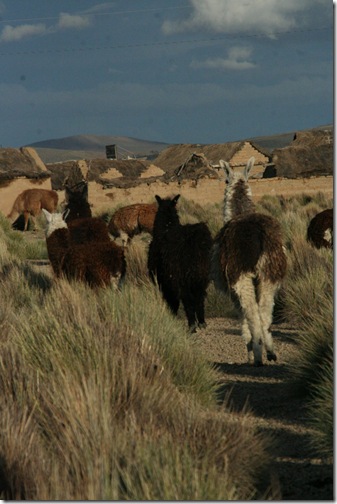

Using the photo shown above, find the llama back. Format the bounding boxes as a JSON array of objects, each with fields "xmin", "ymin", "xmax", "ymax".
[
  {"xmin": 63, "ymin": 241, "xmax": 126, "ymax": 288},
  {"xmin": 68, "ymin": 217, "xmax": 111, "ymax": 244},
  {"xmin": 214, "ymin": 212, "xmax": 286, "ymax": 286},
  {"xmin": 8, "ymin": 189, "xmax": 58, "ymax": 217},
  {"xmin": 108, "ymin": 203, "xmax": 157, "ymax": 239},
  {"xmin": 137, "ymin": 203, "xmax": 157, "ymax": 234},
  {"xmin": 157, "ymin": 221, "xmax": 212, "ymax": 289},
  {"xmin": 108, "ymin": 205, "xmax": 139, "ymax": 238}
]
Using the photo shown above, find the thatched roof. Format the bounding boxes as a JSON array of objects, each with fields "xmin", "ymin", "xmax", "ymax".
[
  {"xmin": 167, "ymin": 152, "xmax": 219, "ymax": 181},
  {"xmin": 0, "ymin": 147, "xmax": 50, "ymax": 185},
  {"xmin": 153, "ymin": 141, "xmax": 271, "ymax": 173},
  {"xmin": 272, "ymin": 128, "xmax": 333, "ymax": 178},
  {"xmin": 47, "ymin": 158, "xmax": 160, "ymax": 190}
]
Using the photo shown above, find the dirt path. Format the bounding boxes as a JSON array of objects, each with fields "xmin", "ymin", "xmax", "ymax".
[{"xmin": 197, "ymin": 318, "xmax": 333, "ymax": 500}]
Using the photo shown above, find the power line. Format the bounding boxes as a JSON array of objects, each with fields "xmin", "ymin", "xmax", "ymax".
[
  {"xmin": 0, "ymin": 5, "xmax": 190, "ymax": 24},
  {"xmin": 0, "ymin": 25, "xmax": 331, "ymax": 57}
]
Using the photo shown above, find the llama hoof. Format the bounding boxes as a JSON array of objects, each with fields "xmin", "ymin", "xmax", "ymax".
[
  {"xmin": 267, "ymin": 351, "xmax": 277, "ymax": 362},
  {"xmin": 198, "ymin": 322, "xmax": 207, "ymax": 330},
  {"xmin": 189, "ymin": 323, "xmax": 198, "ymax": 333},
  {"xmin": 254, "ymin": 360, "xmax": 263, "ymax": 367}
]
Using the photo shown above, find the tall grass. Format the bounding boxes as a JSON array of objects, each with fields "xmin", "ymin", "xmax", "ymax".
[
  {"xmin": 0, "ymin": 246, "xmax": 274, "ymax": 499},
  {"xmin": 0, "ymin": 190, "xmax": 332, "ymax": 498},
  {"xmin": 277, "ymin": 200, "xmax": 333, "ymax": 458}
]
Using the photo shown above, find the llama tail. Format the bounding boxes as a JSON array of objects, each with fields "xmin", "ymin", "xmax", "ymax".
[{"xmin": 7, "ymin": 207, "xmax": 19, "ymax": 222}]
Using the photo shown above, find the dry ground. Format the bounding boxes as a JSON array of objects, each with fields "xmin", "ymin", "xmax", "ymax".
[{"xmin": 196, "ymin": 318, "xmax": 333, "ymax": 500}]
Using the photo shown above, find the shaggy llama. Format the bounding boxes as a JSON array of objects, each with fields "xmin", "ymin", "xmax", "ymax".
[
  {"xmin": 148, "ymin": 194, "xmax": 213, "ymax": 333},
  {"xmin": 307, "ymin": 208, "xmax": 333, "ymax": 249},
  {"xmin": 211, "ymin": 157, "xmax": 287, "ymax": 366},
  {"xmin": 43, "ymin": 209, "xmax": 126, "ymax": 289},
  {"xmin": 108, "ymin": 203, "xmax": 157, "ymax": 245},
  {"xmin": 8, "ymin": 188, "xmax": 58, "ymax": 231}
]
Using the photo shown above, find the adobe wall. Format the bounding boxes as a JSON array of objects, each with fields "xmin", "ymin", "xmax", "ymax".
[
  {"xmin": 0, "ymin": 174, "xmax": 332, "ymax": 218},
  {"xmin": 68, "ymin": 175, "xmax": 333, "ymax": 215}
]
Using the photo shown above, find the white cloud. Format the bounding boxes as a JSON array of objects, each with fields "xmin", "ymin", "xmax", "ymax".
[
  {"xmin": 191, "ymin": 46, "xmax": 256, "ymax": 70},
  {"xmin": 0, "ymin": 11, "xmax": 91, "ymax": 43},
  {"xmin": 162, "ymin": 0, "xmax": 329, "ymax": 37},
  {"xmin": 57, "ymin": 12, "xmax": 90, "ymax": 30},
  {"xmin": 0, "ymin": 23, "xmax": 47, "ymax": 42}
]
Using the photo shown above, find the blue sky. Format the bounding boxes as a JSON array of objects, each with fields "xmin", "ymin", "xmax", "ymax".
[{"xmin": 0, "ymin": 0, "xmax": 333, "ymax": 147}]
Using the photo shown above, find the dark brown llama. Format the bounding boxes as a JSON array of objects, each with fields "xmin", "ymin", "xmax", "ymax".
[
  {"xmin": 108, "ymin": 203, "xmax": 157, "ymax": 245},
  {"xmin": 307, "ymin": 208, "xmax": 333, "ymax": 249},
  {"xmin": 63, "ymin": 180, "xmax": 92, "ymax": 222},
  {"xmin": 43, "ymin": 209, "xmax": 126, "ymax": 289},
  {"xmin": 211, "ymin": 157, "xmax": 287, "ymax": 366},
  {"xmin": 148, "ymin": 194, "xmax": 213, "ymax": 333}
]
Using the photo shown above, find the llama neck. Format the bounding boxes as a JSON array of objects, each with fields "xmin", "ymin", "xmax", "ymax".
[
  {"xmin": 153, "ymin": 211, "xmax": 180, "ymax": 236},
  {"xmin": 45, "ymin": 218, "xmax": 68, "ymax": 238},
  {"xmin": 223, "ymin": 178, "xmax": 255, "ymax": 222}
]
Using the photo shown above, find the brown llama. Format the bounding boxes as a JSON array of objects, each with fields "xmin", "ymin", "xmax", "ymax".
[
  {"xmin": 42, "ymin": 209, "xmax": 126, "ymax": 289},
  {"xmin": 148, "ymin": 194, "xmax": 213, "ymax": 333},
  {"xmin": 108, "ymin": 202, "xmax": 157, "ymax": 245},
  {"xmin": 8, "ymin": 188, "xmax": 58, "ymax": 231},
  {"xmin": 307, "ymin": 208, "xmax": 333, "ymax": 249},
  {"xmin": 211, "ymin": 157, "xmax": 287, "ymax": 366}
]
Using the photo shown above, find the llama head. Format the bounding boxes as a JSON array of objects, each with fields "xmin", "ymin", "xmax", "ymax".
[
  {"xmin": 220, "ymin": 156, "xmax": 255, "ymax": 185},
  {"xmin": 42, "ymin": 209, "xmax": 68, "ymax": 238},
  {"xmin": 154, "ymin": 195, "xmax": 180, "ymax": 228},
  {"xmin": 219, "ymin": 157, "xmax": 255, "ymax": 222},
  {"xmin": 155, "ymin": 194, "xmax": 180, "ymax": 207}
]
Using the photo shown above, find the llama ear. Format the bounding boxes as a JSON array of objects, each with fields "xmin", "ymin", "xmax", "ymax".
[
  {"xmin": 42, "ymin": 208, "xmax": 52, "ymax": 222},
  {"xmin": 219, "ymin": 159, "xmax": 233, "ymax": 183},
  {"xmin": 172, "ymin": 194, "xmax": 180, "ymax": 206},
  {"xmin": 244, "ymin": 157, "xmax": 255, "ymax": 180},
  {"xmin": 155, "ymin": 195, "xmax": 162, "ymax": 204}
]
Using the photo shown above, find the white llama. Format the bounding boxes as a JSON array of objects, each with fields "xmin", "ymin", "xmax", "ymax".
[{"xmin": 211, "ymin": 157, "xmax": 287, "ymax": 366}]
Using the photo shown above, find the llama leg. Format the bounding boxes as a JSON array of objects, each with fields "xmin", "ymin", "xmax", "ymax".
[
  {"xmin": 162, "ymin": 285, "xmax": 180, "ymax": 315},
  {"xmin": 180, "ymin": 289, "xmax": 201, "ymax": 332},
  {"xmin": 258, "ymin": 281, "xmax": 279, "ymax": 362},
  {"xmin": 241, "ymin": 318, "xmax": 254, "ymax": 363},
  {"xmin": 23, "ymin": 211, "xmax": 30, "ymax": 231},
  {"xmin": 193, "ymin": 288, "xmax": 207, "ymax": 329},
  {"xmin": 233, "ymin": 274, "xmax": 264, "ymax": 366},
  {"xmin": 181, "ymin": 296, "xmax": 198, "ymax": 332},
  {"xmin": 120, "ymin": 231, "xmax": 129, "ymax": 246}
]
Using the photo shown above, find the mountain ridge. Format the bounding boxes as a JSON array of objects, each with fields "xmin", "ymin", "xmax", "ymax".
[{"xmin": 26, "ymin": 124, "xmax": 333, "ymax": 164}]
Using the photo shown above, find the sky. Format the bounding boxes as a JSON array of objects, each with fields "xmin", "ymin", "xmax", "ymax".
[{"xmin": 0, "ymin": 0, "xmax": 333, "ymax": 147}]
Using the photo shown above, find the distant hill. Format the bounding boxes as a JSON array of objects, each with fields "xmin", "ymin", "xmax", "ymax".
[
  {"xmin": 27, "ymin": 135, "xmax": 170, "ymax": 163},
  {"xmin": 26, "ymin": 125, "xmax": 333, "ymax": 163}
]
